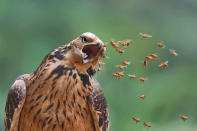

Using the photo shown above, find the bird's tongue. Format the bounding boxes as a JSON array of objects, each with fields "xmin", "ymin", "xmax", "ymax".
[{"xmin": 83, "ymin": 58, "xmax": 89, "ymax": 64}]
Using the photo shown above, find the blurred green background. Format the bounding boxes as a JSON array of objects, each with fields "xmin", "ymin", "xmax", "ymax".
[{"xmin": 0, "ymin": 0, "xmax": 197, "ymax": 131}]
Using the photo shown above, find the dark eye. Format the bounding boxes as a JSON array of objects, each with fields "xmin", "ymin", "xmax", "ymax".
[{"xmin": 82, "ymin": 37, "xmax": 88, "ymax": 43}]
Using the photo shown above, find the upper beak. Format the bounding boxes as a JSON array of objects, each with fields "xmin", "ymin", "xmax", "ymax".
[
  {"xmin": 96, "ymin": 42, "xmax": 106, "ymax": 51},
  {"xmin": 95, "ymin": 42, "xmax": 106, "ymax": 58},
  {"xmin": 96, "ymin": 43, "xmax": 102, "ymax": 48}
]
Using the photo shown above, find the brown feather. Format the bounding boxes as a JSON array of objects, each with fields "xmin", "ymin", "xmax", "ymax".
[{"xmin": 5, "ymin": 32, "xmax": 108, "ymax": 131}]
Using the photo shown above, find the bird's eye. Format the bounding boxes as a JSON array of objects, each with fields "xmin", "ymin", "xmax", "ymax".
[{"xmin": 82, "ymin": 37, "xmax": 88, "ymax": 43}]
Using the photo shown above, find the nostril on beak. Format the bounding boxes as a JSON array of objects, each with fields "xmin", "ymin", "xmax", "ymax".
[{"xmin": 96, "ymin": 43, "xmax": 102, "ymax": 48}]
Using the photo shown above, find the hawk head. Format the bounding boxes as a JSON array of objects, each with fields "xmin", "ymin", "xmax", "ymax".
[
  {"xmin": 34, "ymin": 32, "xmax": 105, "ymax": 76},
  {"xmin": 70, "ymin": 32, "xmax": 105, "ymax": 63},
  {"xmin": 64, "ymin": 32, "xmax": 106, "ymax": 74}
]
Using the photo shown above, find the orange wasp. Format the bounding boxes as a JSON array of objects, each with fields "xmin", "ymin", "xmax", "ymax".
[
  {"xmin": 123, "ymin": 61, "xmax": 130, "ymax": 66},
  {"xmin": 144, "ymin": 122, "xmax": 151, "ymax": 128},
  {"xmin": 116, "ymin": 49, "xmax": 124, "ymax": 54},
  {"xmin": 98, "ymin": 59, "xmax": 102, "ymax": 65},
  {"xmin": 157, "ymin": 42, "xmax": 165, "ymax": 48},
  {"xmin": 96, "ymin": 111, "xmax": 102, "ymax": 116},
  {"xmin": 139, "ymin": 33, "xmax": 152, "ymax": 38},
  {"xmin": 180, "ymin": 115, "xmax": 188, "ymax": 121},
  {"xmin": 146, "ymin": 56, "xmax": 153, "ymax": 61},
  {"xmin": 116, "ymin": 72, "xmax": 124, "ymax": 77},
  {"xmin": 143, "ymin": 60, "xmax": 148, "ymax": 67},
  {"xmin": 98, "ymin": 59, "xmax": 105, "ymax": 65},
  {"xmin": 110, "ymin": 41, "xmax": 119, "ymax": 48},
  {"xmin": 113, "ymin": 72, "xmax": 124, "ymax": 78},
  {"xmin": 139, "ymin": 77, "xmax": 146, "ymax": 82},
  {"xmin": 151, "ymin": 53, "xmax": 158, "ymax": 58},
  {"xmin": 159, "ymin": 61, "xmax": 168, "ymax": 68},
  {"xmin": 98, "ymin": 66, "xmax": 102, "ymax": 71},
  {"xmin": 128, "ymin": 74, "xmax": 136, "ymax": 79},
  {"xmin": 121, "ymin": 40, "xmax": 130, "ymax": 46},
  {"xmin": 113, "ymin": 73, "xmax": 120, "ymax": 79},
  {"xmin": 116, "ymin": 65, "xmax": 126, "ymax": 70},
  {"xmin": 140, "ymin": 94, "xmax": 146, "ymax": 100},
  {"xmin": 169, "ymin": 49, "xmax": 178, "ymax": 56},
  {"xmin": 132, "ymin": 117, "xmax": 140, "ymax": 123}
]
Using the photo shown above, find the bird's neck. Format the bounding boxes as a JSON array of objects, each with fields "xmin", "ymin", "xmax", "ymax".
[{"xmin": 32, "ymin": 45, "xmax": 97, "ymax": 81}]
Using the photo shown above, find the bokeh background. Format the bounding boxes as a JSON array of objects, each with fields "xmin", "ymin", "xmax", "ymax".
[{"xmin": 0, "ymin": 0, "xmax": 197, "ymax": 131}]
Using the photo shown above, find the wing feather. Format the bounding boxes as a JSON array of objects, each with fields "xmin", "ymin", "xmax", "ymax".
[
  {"xmin": 88, "ymin": 78, "xmax": 109, "ymax": 131},
  {"xmin": 4, "ymin": 74, "xmax": 28, "ymax": 131}
]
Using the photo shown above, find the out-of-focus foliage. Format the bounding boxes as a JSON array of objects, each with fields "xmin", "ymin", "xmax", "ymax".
[{"xmin": 0, "ymin": 0, "xmax": 197, "ymax": 131}]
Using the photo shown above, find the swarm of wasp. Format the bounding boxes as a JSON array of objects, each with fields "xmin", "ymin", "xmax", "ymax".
[{"xmin": 107, "ymin": 32, "xmax": 179, "ymax": 129}]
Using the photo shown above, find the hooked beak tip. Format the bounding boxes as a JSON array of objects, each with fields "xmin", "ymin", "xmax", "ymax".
[{"xmin": 96, "ymin": 43, "xmax": 102, "ymax": 48}]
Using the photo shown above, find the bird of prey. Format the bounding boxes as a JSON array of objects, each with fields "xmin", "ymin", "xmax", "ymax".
[{"xmin": 4, "ymin": 32, "xmax": 109, "ymax": 131}]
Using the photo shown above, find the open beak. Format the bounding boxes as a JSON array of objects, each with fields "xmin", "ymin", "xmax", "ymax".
[{"xmin": 81, "ymin": 42, "xmax": 105, "ymax": 64}]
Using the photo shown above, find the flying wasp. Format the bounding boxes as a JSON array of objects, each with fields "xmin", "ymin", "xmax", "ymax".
[
  {"xmin": 122, "ymin": 61, "xmax": 130, "ymax": 66},
  {"xmin": 146, "ymin": 56, "xmax": 153, "ymax": 61},
  {"xmin": 96, "ymin": 111, "xmax": 102, "ymax": 116},
  {"xmin": 140, "ymin": 94, "xmax": 146, "ymax": 100},
  {"xmin": 157, "ymin": 42, "xmax": 165, "ymax": 48},
  {"xmin": 132, "ymin": 117, "xmax": 140, "ymax": 123},
  {"xmin": 169, "ymin": 49, "xmax": 178, "ymax": 56},
  {"xmin": 151, "ymin": 53, "xmax": 158, "ymax": 58},
  {"xmin": 144, "ymin": 122, "xmax": 151, "ymax": 128},
  {"xmin": 128, "ymin": 74, "xmax": 136, "ymax": 79},
  {"xmin": 139, "ymin": 77, "xmax": 146, "ymax": 82},
  {"xmin": 180, "ymin": 115, "xmax": 188, "ymax": 121},
  {"xmin": 121, "ymin": 40, "xmax": 130, "ymax": 46},
  {"xmin": 112, "ymin": 72, "xmax": 124, "ymax": 78},
  {"xmin": 98, "ymin": 59, "xmax": 105, "ymax": 65},
  {"xmin": 110, "ymin": 41, "xmax": 119, "ymax": 48},
  {"xmin": 116, "ymin": 49, "xmax": 124, "ymax": 54},
  {"xmin": 116, "ymin": 65, "xmax": 126, "ymax": 70},
  {"xmin": 139, "ymin": 33, "xmax": 152, "ymax": 38},
  {"xmin": 98, "ymin": 66, "xmax": 102, "ymax": 71},
  {"xmin": 116, "ymin": 72, "xmax": 124, "ymax": 77},
  {"xmin": 143, "ymin": 60, "xmax": 147, "ymax": 67},
  {"xmin": 112, "ymin": 73, "xmax": 120, "ymax": 79},
  {"xmin": 159, "ymin": 61, "xmax": 168, "ymax": 68}
]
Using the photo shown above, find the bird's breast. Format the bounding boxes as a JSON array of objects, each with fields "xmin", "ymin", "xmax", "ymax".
[{"xmin": 19, "ymin": 67, "xmax": 95, "ymax": 131}]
